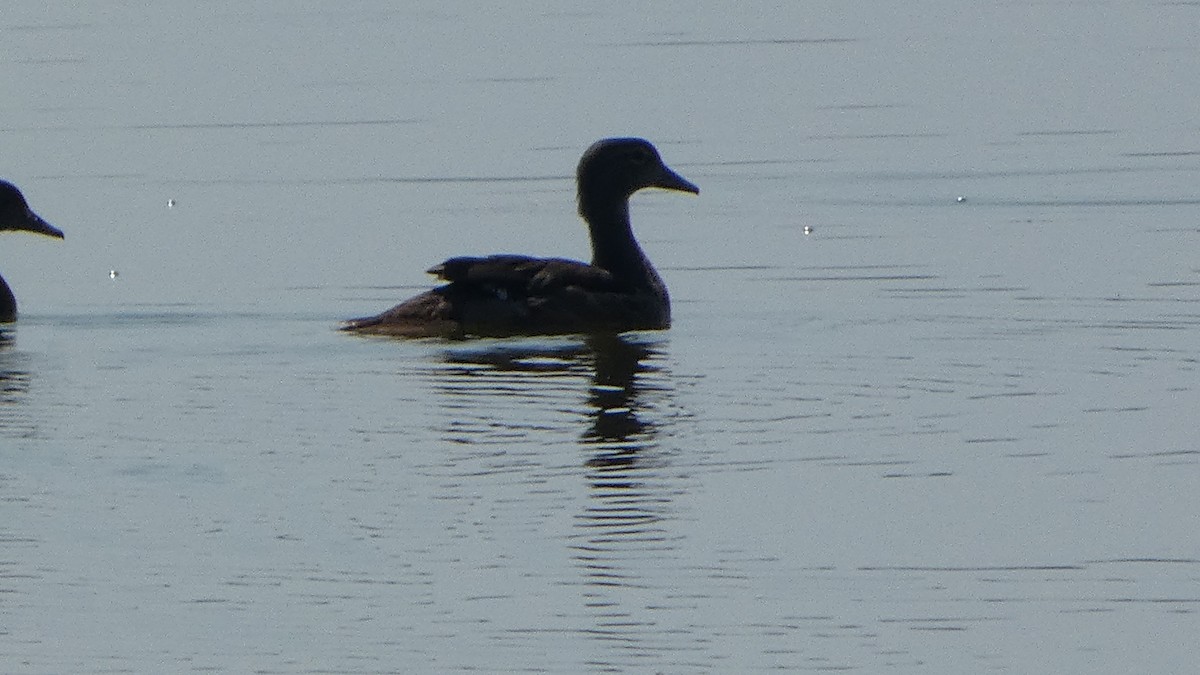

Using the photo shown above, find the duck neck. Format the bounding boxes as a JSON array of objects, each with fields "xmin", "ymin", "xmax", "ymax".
[
  {"xmin": 583, "ymin": 200, "xmax": 663, "ymax": 294},
  {"xmin": 0, "ymin": 274, "xmax": 16, "ymax": 322}
]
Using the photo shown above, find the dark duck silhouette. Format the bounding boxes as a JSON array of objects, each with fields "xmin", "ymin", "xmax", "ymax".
[
  {"xmin": 342, "ymin": 138, "xmax": 698, "ymax": 338},
  {"xmin": 0, "ymin": 180, "xmax": 64, "ymax": 322}
]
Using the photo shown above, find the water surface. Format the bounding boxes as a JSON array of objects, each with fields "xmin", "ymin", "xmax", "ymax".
[{"xmin": 2, "ymin": 1, "xmax": 1199, "ymax": 672}]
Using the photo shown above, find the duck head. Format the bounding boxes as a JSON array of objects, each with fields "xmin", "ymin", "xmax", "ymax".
[
  {"xmin": 0, "ymin": 180, "xmax": 64, "ymax": 240},
  {"xmin": 576, "ymin": 138, "xmax": 698, "ymax": 217}
]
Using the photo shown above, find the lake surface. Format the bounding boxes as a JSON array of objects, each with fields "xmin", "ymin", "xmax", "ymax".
[{"xmin": 2, "ymin": 1, "xmax": 1199, "ymax": 672}]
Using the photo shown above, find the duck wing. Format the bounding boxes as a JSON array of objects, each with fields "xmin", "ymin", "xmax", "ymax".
[
  {"xmin": 429, "ymin": 254, "xmax": 626, "ymax": 295},
  {"xmin": 340, "ymin": 255, "xmax": 631, "ymax": 337},
  {"xmin": 431, "ymin": 255, "xmax": 668, "ymax": 334}
]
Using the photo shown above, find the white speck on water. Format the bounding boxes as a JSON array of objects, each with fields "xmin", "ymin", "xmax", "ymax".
[
  {"xmin": 167, "ymin": 198, "xmax": 176, "ymax": 208},
  {"xmin": 803, "ymin": 225, "xmax": 814, "ymax": 234},
  {"xmin": 109, "ymin": 269, "xmax": 119, "ymax": 279},
  {"xmin": 956, "ymin": 196, "xmax": 967, "ymax": 203}
]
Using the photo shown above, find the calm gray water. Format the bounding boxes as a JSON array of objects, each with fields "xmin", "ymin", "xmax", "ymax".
[{"xmin": 2, "ymin": 1, "xmax": 1198, "ymax": 672}]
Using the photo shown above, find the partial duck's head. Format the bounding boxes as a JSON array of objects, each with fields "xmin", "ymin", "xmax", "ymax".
[
  {"xmin": 0, "ymin": 180, "xmax": 64, "ymax": 239},
  {"xmin": 577, "ymin": 138, "xmax": 698, "ymax": 216}
]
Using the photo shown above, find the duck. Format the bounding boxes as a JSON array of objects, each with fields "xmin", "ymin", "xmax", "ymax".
[
  {"xmin": 0, "ymin": 180, "xmax": 64, "ymax": 322},
  {"xmin": 341, "ymin": 137, "xmax": 698, "ymax": 338}
]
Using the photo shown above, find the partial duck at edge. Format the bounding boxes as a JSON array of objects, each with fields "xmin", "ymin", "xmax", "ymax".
[
  {"xmin": 342, "ymin": 137, "xmax": 698, "ymax": 338},
  {"xmin": 0, "ymin": 180, "xmax": 64, "ymax": 323}
]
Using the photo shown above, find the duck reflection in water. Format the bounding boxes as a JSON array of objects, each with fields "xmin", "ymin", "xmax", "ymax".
[
  {"xmin": 0, "ymin": 332, "xmax": 35, "ymax": 436},
  {"xmin": 432, "ymin": 334, "xmax": 686, "ymax": 656},
  {"xmin": 435, "ymin": 333, "xmax": 665, "ymax": 452},
  {"xmin": 579, "ymin": 334, "xmax": 658, "ymax": 465},
  {"xmin": 434, "ymin": 333, "xmax": 677, "ymax": 540},
  {"xmin": 434, "ymin": 331, "xmax": 676, "ymax": 478}
]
